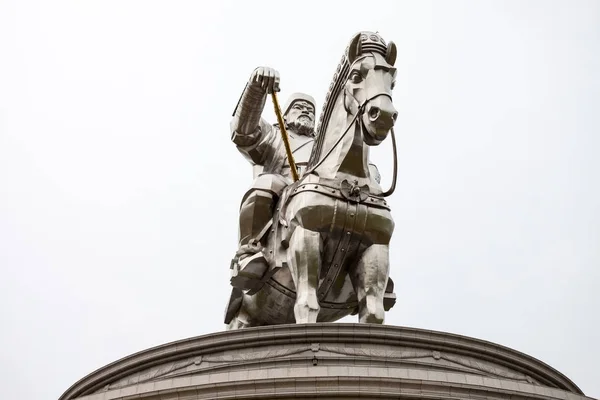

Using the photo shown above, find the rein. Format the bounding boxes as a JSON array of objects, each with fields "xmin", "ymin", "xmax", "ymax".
[{"xmin": 381, "ymin": 127, "xmax": 398, "ymax": 197}]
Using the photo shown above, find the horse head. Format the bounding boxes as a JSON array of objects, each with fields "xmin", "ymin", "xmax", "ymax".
[
  {"xmin": 307, "ymin": 31, "xmax": 399, "ymax": 182},
  {"xmin": 345, "ymin": 33, "xmax": 398, "ymax": 146}
]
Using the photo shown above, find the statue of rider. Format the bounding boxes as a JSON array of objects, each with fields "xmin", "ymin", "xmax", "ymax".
[{"xmin": 229, "ymin": 67, "xmax": 316, "ymax": 288}]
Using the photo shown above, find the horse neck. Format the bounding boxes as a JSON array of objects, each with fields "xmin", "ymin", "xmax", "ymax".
[{"xmin": 313, "ymin": 94, "xmax": 371, "ymax": 184}]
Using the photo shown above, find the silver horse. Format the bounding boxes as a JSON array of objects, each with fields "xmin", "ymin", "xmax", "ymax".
[{"xmin": 227, "ymin": 33, "xmax": 399, "ymax": 329}]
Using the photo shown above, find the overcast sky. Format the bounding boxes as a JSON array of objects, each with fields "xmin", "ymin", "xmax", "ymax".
[{"xmin": 1, "ymin": 1, "xmax": 599, "ymax": 399}]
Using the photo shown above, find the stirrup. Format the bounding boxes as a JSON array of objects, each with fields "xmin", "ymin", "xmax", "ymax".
[{"xmin": 230, "ymin": 251, "xmax": 269, "ymax": 295}]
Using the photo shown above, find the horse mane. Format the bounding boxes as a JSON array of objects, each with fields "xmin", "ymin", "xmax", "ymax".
[{"xmin": 307, "ymin": 33, "xmax": 390, "ymax": 169}]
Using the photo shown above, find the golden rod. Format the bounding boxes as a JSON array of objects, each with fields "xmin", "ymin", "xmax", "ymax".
[{"xmin": 271, "ymin": 92, "xmax": 300, "ymax": 182}]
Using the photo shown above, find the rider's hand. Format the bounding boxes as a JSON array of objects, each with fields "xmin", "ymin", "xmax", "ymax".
[{"xmin": 249, "ymin": 67, "xmax": 280, "ymax": 94}]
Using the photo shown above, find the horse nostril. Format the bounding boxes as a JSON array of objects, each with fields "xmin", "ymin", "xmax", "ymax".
[
  {"xmin": 392, "ymin": 112, "xmax": 398, "ymax": 122},
  {"xmin": 368, "ymin": 107, "xmax": 380, "ymax": 121}
]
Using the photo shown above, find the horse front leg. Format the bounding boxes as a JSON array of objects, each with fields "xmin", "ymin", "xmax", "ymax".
[
  {"xmin": 351, "ymin": 244, "xmax": 389, "ymax": 324},
  {"xmin": 288, "ymin": 226, "xmax": 322, "ymax": 323}
]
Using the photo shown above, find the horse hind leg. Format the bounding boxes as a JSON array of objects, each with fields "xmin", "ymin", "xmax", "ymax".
[
  {"xmin": 288, "ymin": 226, "xmax": 322, "ymax": 323},
  {"xmin": 227, "ymin": 307, "xmax": 251, "ymax": 330},
  {"xmin": 351, "ymin": 244, "xmax": 389, "ymax": 324},
  {"xmin": 225, "ymin": 288, "xmax": 254, "ymax": 330}
]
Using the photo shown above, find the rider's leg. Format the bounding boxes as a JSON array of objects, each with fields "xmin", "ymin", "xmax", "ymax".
[
  {"xmin": 231, "ymin": 173, "xmax": 289, "ymax": 291},
  {"xmin": 238, "ymin": 173, "xmax": 289, "ymax": 249},
  {"xmin": 238, "ymin": 189, "xmax": 276, "ymax": 248}
]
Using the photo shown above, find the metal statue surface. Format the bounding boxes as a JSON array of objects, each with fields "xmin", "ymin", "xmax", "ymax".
[{"xmin": 226, "ymin": 32, "xmax": 399, "ymax": 329}]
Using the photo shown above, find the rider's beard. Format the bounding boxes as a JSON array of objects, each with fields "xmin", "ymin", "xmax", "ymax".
[{"xmin": 287, "ymin": 115, "xmax": 315, "ymax": 137}]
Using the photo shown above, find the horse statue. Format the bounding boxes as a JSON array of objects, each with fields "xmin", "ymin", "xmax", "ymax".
[{"xmin": 226, "ymin": 32, "xmax": 399, "ymax": 329}]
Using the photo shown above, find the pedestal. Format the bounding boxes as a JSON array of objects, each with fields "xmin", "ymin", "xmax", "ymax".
[{"xmin": 60, "ymin": 324, "xmax": 592, "ymax": 399}]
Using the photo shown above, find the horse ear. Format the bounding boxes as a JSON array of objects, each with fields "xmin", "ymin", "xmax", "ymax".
[
  {"xmin": 386, "ymin": 41, "xmax": 397, "ymax": 65},
  {"xmin": 348, "ymin": 33, "xmax": 362, "ymax": 65}
]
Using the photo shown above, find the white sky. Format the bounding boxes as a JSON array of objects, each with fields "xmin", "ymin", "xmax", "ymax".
[{"xmin": 1, "ymin": 1, "xmax": 599, "ymax": 399}]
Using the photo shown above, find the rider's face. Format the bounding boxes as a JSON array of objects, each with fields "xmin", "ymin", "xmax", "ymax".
[{"xmin": 285, "ymin": 100, "xmax": 315, "ymax": 128}]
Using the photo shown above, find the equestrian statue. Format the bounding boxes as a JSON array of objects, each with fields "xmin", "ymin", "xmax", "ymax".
[{"xmin": 225, "ymin": 31, "xmax": 399, "ymax": 329}]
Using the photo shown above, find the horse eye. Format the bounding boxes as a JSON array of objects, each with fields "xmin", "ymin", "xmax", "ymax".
[
  {"xmin": 350, "ymin": 71, "xmax": 362, "ymax": 83},
  {"xmin": 391, "ymin": 81, "xmax": 396, "ymax": 90}
]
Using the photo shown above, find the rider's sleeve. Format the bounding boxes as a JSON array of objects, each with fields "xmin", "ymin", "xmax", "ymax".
[{"xmin": 231, "ymin": 119, "xmax": 278, "ymax": 166}]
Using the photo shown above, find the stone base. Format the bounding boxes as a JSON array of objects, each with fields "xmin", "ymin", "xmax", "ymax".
[{"xmin": 60, "ymin": 324, "xmax": 592, "ymax": 400}]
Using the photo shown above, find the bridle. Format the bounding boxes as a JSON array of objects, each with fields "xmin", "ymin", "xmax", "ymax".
[{"xmin": 302, "ymin": 81, "xmax": 398, "ymax": 198}]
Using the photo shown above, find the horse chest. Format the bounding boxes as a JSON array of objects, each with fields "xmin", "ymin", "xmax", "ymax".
[{"xmin": 317, "ymin": 200, "xmax": 369, "ymax": 293}]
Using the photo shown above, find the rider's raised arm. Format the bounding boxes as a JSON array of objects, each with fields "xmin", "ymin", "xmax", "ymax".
[
  {"xmin": 230, "ymin": 67, "xmax": 280, "ymax": 165},
  {"xmin": 230, "ymin": 81, "xmax": 266, "ymax": 144}
]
